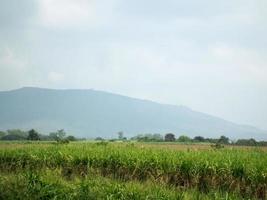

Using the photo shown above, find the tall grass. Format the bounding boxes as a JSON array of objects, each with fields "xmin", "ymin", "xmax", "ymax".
[
  {"xmin": 0, "ymin": 170, "xmax": 250, "ymax": 200},
  {"xmin": 0, "ymin": 142, "xmax": 266, "ymax": 198}
]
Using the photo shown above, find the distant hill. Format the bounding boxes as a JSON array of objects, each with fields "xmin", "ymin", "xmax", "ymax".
[{"xmin": 0, "ymin": 87, "xmax": 266, "ymax": 140}]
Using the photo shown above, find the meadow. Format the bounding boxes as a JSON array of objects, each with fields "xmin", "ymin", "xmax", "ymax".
[{"xmin": 0, "ymin": 141, "xmax": 266, "ymax": 199}]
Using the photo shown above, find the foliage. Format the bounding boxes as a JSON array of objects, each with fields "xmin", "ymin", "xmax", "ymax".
[
  {"xmin": 217, "ymin": 135, "xmax": 230, "ymax": 144},
  {"xmin": 1, "ymin": 134, "xmax": 26, "ymax": 140},
  {"xmin": 211, "ymin": 143, "xmax": 224, "ymax": 149},
  {"xmin": 235, "ymin": 138, "xmax": 257, "ymax": 146},
  {"xmin": 177, "ymin": 135, "xmax": 191, "ymax": 142},
  {"xmin": 164, "ymin": 133, "xmax": 175, "ymax": 142},
  {"xmin": 0, "ymin": 131, "xmax": 6, "ymax": 139},
  {"xmin": 0, "ymin": 142, "xmax": 266, "ymax": 199},
  {"xmin": 0, "ymin": 128, "xmax": 267, "ymax": 148},
  {"xmin": 49, "ymin": 129, "xmax": 66, "ymax": 142},
  {"xmin": 66, "ymin": 135, "xmax": 77, "ymax": 141},
  {"xmin": 131, "ymin": 133, "xmax": 163, "ymax": 142},
  {"xmin": 0, "ymin": 170, "xmax": 246, "ymax": 200},
  {"xmin": 1, "ymin": 129, "xmax": 28, "ymax": 140},
  {"xmin": 193, "ymin": 136, "xmax": 205, "ymax": 142},
  {"xmin": 117, "ymin": 131, "xmax": 124, "ymax": 140},
  {"xmin": 95, "ymin": 137, "xmax": 104, "ymax": 141},
  {"xmin": 27, "ymin": 129, "xmax": 40, "ymax": 141}
]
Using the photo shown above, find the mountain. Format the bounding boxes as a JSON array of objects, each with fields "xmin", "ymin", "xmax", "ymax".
[{"xmin": 0, "ymin": 87, "xmax": 266, "ymax": 140}]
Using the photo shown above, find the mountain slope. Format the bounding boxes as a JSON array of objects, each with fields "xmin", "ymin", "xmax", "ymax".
[{"xmin": 0, "ymin": 87, "xmax": 266, "ymax": 140}]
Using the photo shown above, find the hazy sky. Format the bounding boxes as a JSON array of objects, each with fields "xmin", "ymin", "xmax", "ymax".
[{"xmin": 0, "ymin": 0, "xmax": 267, "ymax": 129}]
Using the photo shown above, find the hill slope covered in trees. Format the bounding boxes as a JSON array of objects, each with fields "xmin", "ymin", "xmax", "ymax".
[{"xmin": 0, "ymin": 87, "xmax": 266, "ymax": 140}]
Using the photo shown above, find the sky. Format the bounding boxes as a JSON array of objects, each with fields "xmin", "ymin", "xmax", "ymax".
[{"xmin": 0, "ymin": 0, "xmax": 267, "ymax": 129}]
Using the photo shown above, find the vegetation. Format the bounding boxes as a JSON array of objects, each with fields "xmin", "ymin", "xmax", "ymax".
[
  {"xmin": 0, "ymin": 129, "xmax": 80, "ymax": 142},
  {"xmin": 27, "ymin": 129, "xmax": 40, "ymax": 141},
  {"xmin": 164, "ymin": 133, "xmax": 176, "ymax": 141},
  {"xmin": 0, "ymin": 170, "xmax": 246, "ymax": 200},
  {"xmin": 1, "ymin": 128, "xmax": 266, "ymax": 147},
  {"xmin": 0, "ymin": 142, "xmax": 266, "ymax": 199},
  {"xmin": 131, "ymin": 133, "xmax": 163, "ymax": 142},
  {"xmin": 0, "ymin": 128, "xmax": 267, "ymax": 199}
]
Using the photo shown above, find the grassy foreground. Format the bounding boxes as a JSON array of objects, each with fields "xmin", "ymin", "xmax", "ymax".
[
  {"xmin": 0, "ymin": 141, "xmax": 266, "ymax": 199},
  {"xmin": 0, "ymin": 170, "xmax": 247, "ymax": 200}
]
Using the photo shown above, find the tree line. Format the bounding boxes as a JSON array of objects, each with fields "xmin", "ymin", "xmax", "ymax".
[
  {"xmin": 1, "ymin": 129, "xmax": 266, "ymax": 147},
  {"xmin": 0, "ymin": 129, "xmax": 83, "ymax": 143},
  {"xmin": 129, "ymin": 133, "xmax": 267, "ymax": 146}
]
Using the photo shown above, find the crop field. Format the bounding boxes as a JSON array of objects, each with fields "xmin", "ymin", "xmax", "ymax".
[{"xmin": 0, "ymin": 141, "xmax": 267, "ymax": 199}]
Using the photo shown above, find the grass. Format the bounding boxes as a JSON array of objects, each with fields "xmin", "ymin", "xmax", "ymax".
[
  {"xmin": 0, "ymin": 170, "xmax": 250, "ymax": 200},
  {"xmin": 0, "ymin": 141, "xmax": 266, "ymax": 199}
]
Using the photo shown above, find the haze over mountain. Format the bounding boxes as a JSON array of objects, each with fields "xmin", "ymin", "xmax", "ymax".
[{"xmin": 0, "ymin": 87, "xmax": 266, "ymax": 140}]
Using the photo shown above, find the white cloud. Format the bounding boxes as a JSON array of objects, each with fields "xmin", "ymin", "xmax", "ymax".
[
  {"xmin": 1, "ymin": 0, "xmax": 267, "ymax": 129},
  {"xmin": 39, "ymin": 0, "xmax": 96, "ymax": 28},
  {"xmin": 48, "ymin": 71, "xmax": 65, "ymax": 82}
]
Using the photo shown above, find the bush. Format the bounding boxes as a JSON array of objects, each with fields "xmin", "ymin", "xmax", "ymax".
[{"xmin": 211, "ymin": 143, "xmax": 224, "ymax": 149}]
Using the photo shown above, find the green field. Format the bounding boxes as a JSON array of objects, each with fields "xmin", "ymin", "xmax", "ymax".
[{"xmin": 0, "ymin": 141, "xmax": 266, "ymax": 199}]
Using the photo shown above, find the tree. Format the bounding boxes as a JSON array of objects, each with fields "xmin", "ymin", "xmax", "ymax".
[
  {"xmin": 1, "ymin": 134, "xmax": 25, "ymax": 141},
  {"xmin": 6, "ymin": 129, "xmax": 28, "ymax": 138},
  {"xmin": 49, "ymin": 132, "xmax": 58, "ymax": 141},
  {"xmin": 177, "ymin": 135, "xmax": 191, "ymax": 142},
  {"xmin": 118, "ymin": 131, "xmax": 124, "ymax": 140},
  {"xmin": 235, "ymin": 138, "xmax": 257, "ymax": 146},
  {"xmin": 131, "ymin": 133, "xmax": 163, "ymax": 142},
  {"xmin": 95, "ymin": 137, "xmax": 104, "ymax": 141},
  {"xmin": 27, "ymin": 129, "xmax": 40, "ymax": 140},
  {"xmin": 0, "ymin": 131, "xmax": 6, "ymax": 139},
  {"xmin": 218, "ymin": 135, "xmax": 229, "ymax": 144},
  {"xmin": 66, "ymin": 135, "xmax": 77, "ymax": 141},
  {"xmin": 193, "ymin": 136, "xmax": 205, "ymax": 142},
  {"xmin": 152, "ymin": 134, "xmax": 163, "ymax": 142},
  {"xmin": 57, "ymin": 129, "xmax": 66, "ymax": 139},
  {"xmin": 49, "ymin": 129, "xmax": 66, "ymax": 142},
  {"xmin": 165, "ymin": 133, "xmax": 175, "ymax": 142}
]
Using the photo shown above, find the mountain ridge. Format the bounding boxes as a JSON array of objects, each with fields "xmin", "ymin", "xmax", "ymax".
[{"xmin": 0, "ymin": 87, "xmax": 266, "ymax": 140}]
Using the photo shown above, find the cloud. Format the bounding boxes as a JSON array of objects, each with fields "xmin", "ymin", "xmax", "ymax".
[
  {"xmin": 48, "ymin": 71, "xmax": 65, "ymax": 82},
  {"xmin": 39, "ymin": 0, "xmax": 96, "ymax": 28},
  {"xmin": 0, "ymin": 0, "xmax": 267, "ymax": 129}
]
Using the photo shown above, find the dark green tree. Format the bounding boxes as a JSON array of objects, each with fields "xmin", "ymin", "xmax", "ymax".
[
  {"xmin": 66, "ymin": 135, "xmax": 77, "ymax": 141},
  {"xmin": 164, "ymin": 133, "xmax": 175, "ymax": 142},
  {"xmin": 193, "ymin": 136, "xmax": 205, "ymax": 142},
  {"xmin": 27, "ymin": 129, "xmax": 40, "ymax": 140}
]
